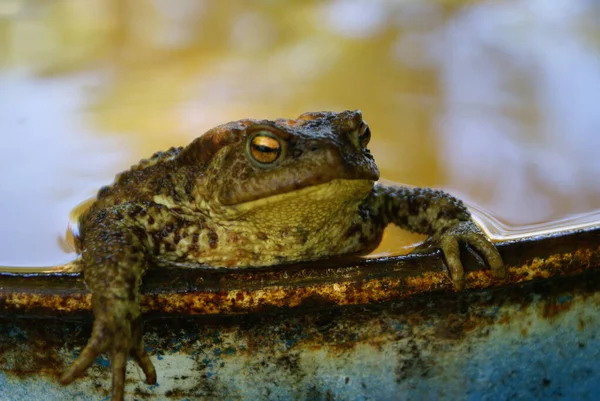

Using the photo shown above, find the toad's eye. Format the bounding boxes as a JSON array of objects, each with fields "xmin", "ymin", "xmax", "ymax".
[
  {"xmin": 248, "ymin": 132, "xmax": 282, "ymax": 165},
  {"xmin": 358, "ymin": 122, "xmax": 371, "ymax": 148}
]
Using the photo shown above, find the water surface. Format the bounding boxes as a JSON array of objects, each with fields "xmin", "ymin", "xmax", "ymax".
[{"xmin": 1, "ymin": 0, "xmax": 599, "ymax": 267}]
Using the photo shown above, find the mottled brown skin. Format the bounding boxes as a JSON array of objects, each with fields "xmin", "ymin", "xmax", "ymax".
[{"xmin": 60, "ymin": 110, "xmax": 504, "ymax": 400}]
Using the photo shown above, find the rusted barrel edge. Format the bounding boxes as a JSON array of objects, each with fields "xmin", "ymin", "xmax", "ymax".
[{"xmin": 1, "ymin": 226, "xmax": 599, "ymax": 317}]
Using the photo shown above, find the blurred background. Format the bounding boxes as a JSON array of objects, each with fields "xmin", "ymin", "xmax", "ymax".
[{"xmin": 0, "ymin": 0, "xmax": 599, "ymax": 267}]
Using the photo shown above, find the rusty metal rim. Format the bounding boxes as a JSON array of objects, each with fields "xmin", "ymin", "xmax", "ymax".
[{"xmin": 0, "ymin": 226, "xmax": 599, "ymax": 317}]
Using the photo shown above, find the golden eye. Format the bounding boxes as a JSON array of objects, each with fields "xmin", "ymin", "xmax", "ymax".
[
  {"xmin": 249, "ymin": 133, "xmax": 282, "ymax": 164},
  {"xmin": 358, "ymin": 122, "xmax": 371, "ymax": 148}
]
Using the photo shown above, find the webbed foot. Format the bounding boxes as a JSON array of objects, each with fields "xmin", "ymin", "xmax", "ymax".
[{"xmin": 60, "ymin": 305, "xmax": 156, "ymax": 401}]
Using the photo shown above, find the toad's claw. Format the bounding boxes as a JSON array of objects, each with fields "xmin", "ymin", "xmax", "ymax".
[
  {"xmin": 60, "ymin": 312, "xmax": 156, "ymax": 401},
  {"xmin": 131, "ymin": 316, "xmax": 157, "ymax": 385},
  {"xmin": 438, "ymin": 221, "xmax": 505, "ymax": 289},
  {"xmin": 60, "ymin": 318, "xmax": 111, "ymax": 385}
]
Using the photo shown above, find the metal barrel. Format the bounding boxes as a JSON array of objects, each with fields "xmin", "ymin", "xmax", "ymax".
[{"xmin": 1, "ymin": 226, "xmax": 599, "ymax": 400}]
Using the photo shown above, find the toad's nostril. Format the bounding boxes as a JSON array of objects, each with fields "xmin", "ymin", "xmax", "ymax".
[{"xmin": 310, "ymin": 146, "xmax": 318, "ymax": 152}]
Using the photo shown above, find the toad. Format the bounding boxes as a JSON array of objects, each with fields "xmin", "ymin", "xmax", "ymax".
[{"xmin": 60, "ymin": 110, "xmax": 504, "ymax": 400}]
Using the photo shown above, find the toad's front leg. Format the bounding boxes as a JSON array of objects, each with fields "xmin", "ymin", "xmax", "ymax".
[
  {"xmin": 369, "ymin": 184, "xmax": 505, "ymax": 288},
  {"xmin": 60, "ymin": 205, "xmax": 156, "ymax": 401}
]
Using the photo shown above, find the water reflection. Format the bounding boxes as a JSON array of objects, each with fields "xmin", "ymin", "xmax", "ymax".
[
  {"xmin": 0, "ymin": 72, "xmax": 129, "ymax": 265},
  {"xmin": 0, "ymin": 0, "xmax": 599, "ymax": 266},
  {"xmin": 436, "ymin": 0, "xmax": 600, "ymax": 225}
]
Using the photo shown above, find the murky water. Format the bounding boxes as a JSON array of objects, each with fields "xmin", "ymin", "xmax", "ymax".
[{"xmin": 1, "ymin": 0, "xmax": 599, "ymax": 267}]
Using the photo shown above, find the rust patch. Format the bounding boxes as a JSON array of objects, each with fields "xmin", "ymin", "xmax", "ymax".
[
  {"xmin": 0, "ymin": 228, "xmax": 599, "ymax": 319},
  {"xmin": 0, "ymin": 263, "xmax": 599, "ymax": 398},
  {"xmin": 540, "ymin": 296, "xmax": 575, "ymax": 319},
  {"xmin": 0, "ymin": 318, "xmax": 70, "ymax": 380},
  {"xmin": 434, "ymin": 314, "xmax": 468, "ymax": 340}
]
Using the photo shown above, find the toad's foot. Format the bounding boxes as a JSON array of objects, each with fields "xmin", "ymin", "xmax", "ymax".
[
  {"xmin": 436, "ymin": 220, "xmax": 505, "ymax": 289},
  {"xmin": 414, "ymin": 220, "xmax": 505, "ymax": 289},
  {"xmin": 60, "ymin": 303, "xmax": 156, "ymax": 401}
]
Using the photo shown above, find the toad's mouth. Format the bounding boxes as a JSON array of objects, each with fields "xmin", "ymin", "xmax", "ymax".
[
  {"xmin": 218, "ymin": 155, "xmax": 379, "ymax": 206},
  {"xmin": 226, "ymin": 178, "xmax": 376, "ymax": 213}
]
